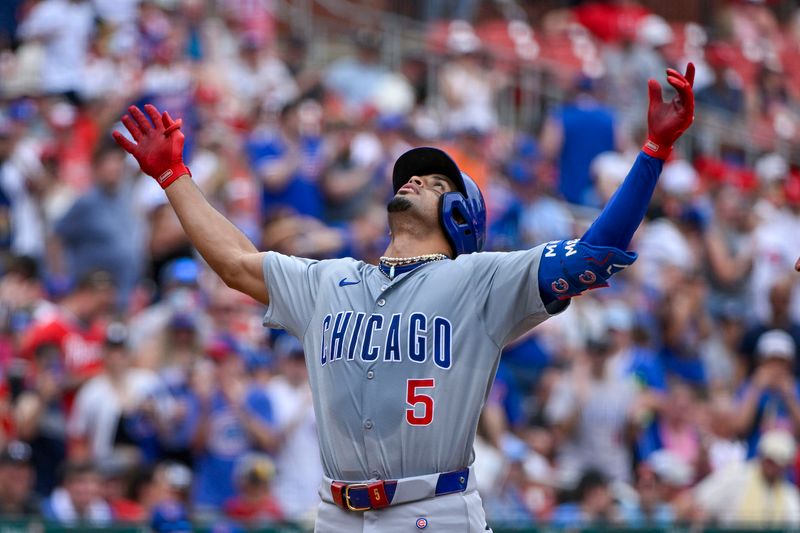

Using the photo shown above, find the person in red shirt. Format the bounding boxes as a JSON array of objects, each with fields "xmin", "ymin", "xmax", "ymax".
[
  {"xmin": 223, "ymin": 454, "xmax": 283, "ymax": 524},
  {"xmin": 20, "ymin": 270, "xmax": 116, "ymax": 410}
]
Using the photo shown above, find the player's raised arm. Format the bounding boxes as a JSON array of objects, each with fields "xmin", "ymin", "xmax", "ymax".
[
  {"xmin": 113, "ymin": 105, "xmax": 269, "ymax": 305},
  {"xmin": 538, "ymin": 64, "xmax": 695, "ymax": 305}
]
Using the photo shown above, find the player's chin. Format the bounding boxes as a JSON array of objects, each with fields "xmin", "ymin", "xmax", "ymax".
[{"xmin": 387, "ymin": 195, "xmax": 413, "ymax": 213}]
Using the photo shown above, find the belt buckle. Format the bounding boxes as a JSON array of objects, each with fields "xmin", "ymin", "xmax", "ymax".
[{"xmin": 344, "ymin": 483, "xmax": 371, "ymax": 511}]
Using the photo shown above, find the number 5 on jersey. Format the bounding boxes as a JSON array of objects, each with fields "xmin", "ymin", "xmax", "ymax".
[{"xmin": 406, "ymin": 378, "xmax": 435, "ymax": 426}]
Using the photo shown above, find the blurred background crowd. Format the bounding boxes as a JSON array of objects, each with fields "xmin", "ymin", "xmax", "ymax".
[{"xmin": 2, "ymin": 0, "xmax": 800, "ymax": 530}]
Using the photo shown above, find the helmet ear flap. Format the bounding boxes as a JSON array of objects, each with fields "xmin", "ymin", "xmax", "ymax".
[
  {"xmin": 440, "ymin": 191, "xmax": 478, "ymax": 257},
  {"xmin": 438, "ymin": 193, "xmax": 457, "ymax": 257}
]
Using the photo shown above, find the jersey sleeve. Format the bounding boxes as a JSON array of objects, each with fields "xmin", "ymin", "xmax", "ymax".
[
  {"xmin": 458, "ymin": 244, "xmax": 563, "ymax": 347},
  {"xmin": 261, "ymin": 252, "xmax": 322, "ymax": 338}
]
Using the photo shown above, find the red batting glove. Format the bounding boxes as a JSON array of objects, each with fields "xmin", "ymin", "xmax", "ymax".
[
  {"xmin": 112, "ymin": 104, "xmax": 191, "ymax": 189},
  {"xmin": 642, "ymin": 63, "xmax": 695, "ymax": 160}
]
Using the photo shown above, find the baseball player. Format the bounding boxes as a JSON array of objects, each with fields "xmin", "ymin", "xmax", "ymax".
[{"xmin": 114, "ymin": 64, "xmax": 695, "ymax": 532}]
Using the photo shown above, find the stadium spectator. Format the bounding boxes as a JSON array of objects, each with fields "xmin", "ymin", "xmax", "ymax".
[
  {"xmin": 54, "ymin": 141, "xmax": 143, "ymax": 308},
  {"xmin": 619, "ymin": 460, "xmax": 675, "ymax": 527},
  {"xmin": 734, "ymin": 329, "xmax": 800, "ymax": 458},
  {"xmin": 127, "ymin": 257, "xmax": 212, "ymax": 366},
  {"xmin": 40, "ymin": 460, "xmax": 112, "ymax": 526},
  {"xmin": 264, "ymin": 335, "xmax": 322, "ymax": 521},
  {"xmin": 740, "ymin": 276, "xmax": 800, "ymax": 376},
  {"xmin": 750, "ymin": 153, "xmax": 800, "ymax": 321},
  {"xmin": 245, "ymin": 100, "xmax": 325, "ymax": 221},
  {"xmin": 550, "ymin": 469, "xmax": 621, "ymax": 528},
  {"xmin": 187, "ymin": 337, "xmax": 278, "ymax": 513},
  {"xmin": 653, "ymin": 380, "xmax": 703, "ymax": 471},
  {"xmin": 603, "ymin": 14, "xmax": 671, "ymax": 129},
  {"xmin": 540, "ymin": 76, "xmax": 618, "ymax": 206},
  {"xmin": 320, "ymin": 113, "xmax": 383, "ymax": 224},
  {"xmin": 704, "ymin": 393, "xmax": 747, "ymax": 472},
  {"xmin": 97, "ymin": 453, "xmax": 146, "ymax": 522},
  {"xmin": 14, "ymin": 342, "xmax": 67, "ymax": 496},
  {"xmin": 643, "ymin": 449, "xmax": 697, "ymax": 523},
  {"xmin": 149, "ymin": 314, "xmax": 203, "ymax": 466},
  {"xmin": 695, "ymin": 429, "xmax": 800, "ymax": 526},
  {"xmin": 16, "ymin": 0, "xmax": 94, "ymax": 97},
  {"xmin": 546, "ymin": 332, "xmax": 643, "ymax": 486},
  {"xmin": 438, "ymin": 23, "xmax": 500, "ymax": 135},
  {"xmin": 67, "ymin": 322, "xmax": 163, "ymax": 463},
  {"xmin": 0, "ymin": 112, "xmax": 47, "ymax": 260},
  {"xmin": 482, "ymin": 453, "xmax": 540, "ymax": 526},
  {"xmin": 694, "ymin": 42, "xmax": 746, "ymax": 118},
  {"xmin": 702, "ymin": 185, "xmax": 755, "ymax": 320},
  {"xmin": 223, "ymin": 453, "xmax": 283, "ymax": 523},
  {"xmin": 0, "ymin": 440, "xmax": 38, "ymax": 516},
  {"xmin": 699, "ymin": 302, "xmax": 747, "ymax": 392},
  {"xmin": 0, "ymin": 255, "xmax": 45, "ymax": 339},
  {"xmin": 220, "ymin": 34, "xmax": 298, "ymax": 115},
  {"xmin": 20, "ymin": 269, "xmax": 116, "ymax": 407},
  {"xmin": 324, "ymin": 30, "xmax": 390, "ymax": 115}
]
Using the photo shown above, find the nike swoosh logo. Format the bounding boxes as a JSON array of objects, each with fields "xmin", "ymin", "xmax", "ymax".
[{"xmin": 338, "ymin": 278, "xmax": 361, "ymax": 287}]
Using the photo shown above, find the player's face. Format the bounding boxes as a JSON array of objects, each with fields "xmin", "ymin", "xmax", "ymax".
[{"xmin": 390, "ymin": 174, "xmax": 456, "ymax": 219}]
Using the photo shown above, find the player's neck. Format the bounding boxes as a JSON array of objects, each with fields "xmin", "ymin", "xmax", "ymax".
[{"xmin": 383, "ymin": 233, "xmax": 451, "ymax": 260}]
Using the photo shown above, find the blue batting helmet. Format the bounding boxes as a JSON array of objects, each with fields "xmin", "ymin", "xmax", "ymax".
[{"xmin": 392, "ymin": 147, "xmax": 487, "ymax": 256}]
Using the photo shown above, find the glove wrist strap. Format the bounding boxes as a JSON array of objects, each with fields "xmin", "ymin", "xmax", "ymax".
[
  {"xmin": 642, "ymin": 139, "xmax": 671, "ymax": 160},
  {"xmin": 156, "ymin": 163, "xmax": 191, "ymax": 189}
]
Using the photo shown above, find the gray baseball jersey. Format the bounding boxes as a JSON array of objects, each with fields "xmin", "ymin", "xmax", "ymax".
[{"xmin": 262, "ymin": 244, "xmax": 553, "ymax": 482}]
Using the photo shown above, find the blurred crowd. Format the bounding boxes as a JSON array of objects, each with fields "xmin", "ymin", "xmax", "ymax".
[{"xmin": 1, "ymin": 0, "xmax": 800, "ymax": 530}]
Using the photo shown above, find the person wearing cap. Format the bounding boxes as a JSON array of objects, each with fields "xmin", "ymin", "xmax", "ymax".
[
  {"xmin": 127, "ymin": 257, "xmax": 213, "ymax": 365},
  {"xmin": 20, "ymin": 269, "xmax": 116, "ymax": 411},
  {"xmin": 0, "ymin": 440, "xmax": 39, "ymax": 516},
  {"xmin": 733, "ymin": 329, "xmax": 800, "ymax": 458},
  {"xmin": 695, "ymin": 428, "xmax": 800, "ymax": 526},
  {"xmin": 223, "ymin": 453, "xmax": 283, "ymax": 523},
  {"xmin": 187, "ymin": 336, "xmax": 280, "ymax": 513}
]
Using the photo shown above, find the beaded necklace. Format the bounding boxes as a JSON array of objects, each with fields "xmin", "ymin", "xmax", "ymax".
[{"xmin": 378, "ymin": 253, "xmax": 449, "ymax": 279}]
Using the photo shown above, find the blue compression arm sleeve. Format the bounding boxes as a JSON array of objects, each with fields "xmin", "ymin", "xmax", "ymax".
[
  {"xmin": 539, "ymin": 152, "xmax": 664, "ymax": 310},
  {"xmin": 580, "ymin": 152, "xmax": 664, "ymax": 249}
]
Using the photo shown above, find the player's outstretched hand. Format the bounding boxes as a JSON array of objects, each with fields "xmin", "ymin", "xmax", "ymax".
[
  {"xmin": 112, "ymin": 104, "xmax": 191, "ymax": 189},
  {"xmin": 642, "ymin": 63, "xmax": 695, "ymax": 160}
]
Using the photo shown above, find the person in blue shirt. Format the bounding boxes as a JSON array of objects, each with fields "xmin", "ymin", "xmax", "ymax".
[
  {"xmin": 186, "ymin": 336, "xmax": 280, "ymax": 511},
  {"xmin": 734, "ymin": 329, "xmax": 800, "ymax": 458},
  {"xmin": 245, "ymin": 101, "xmax": 325, "ymax": 221},
  {"xmin": 55, "ymin": 142, "xmax": 143, "ymax": 309},
  {"xmin": 540, "ymin": 76, "xmax": 618, "ymax": 207}
]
